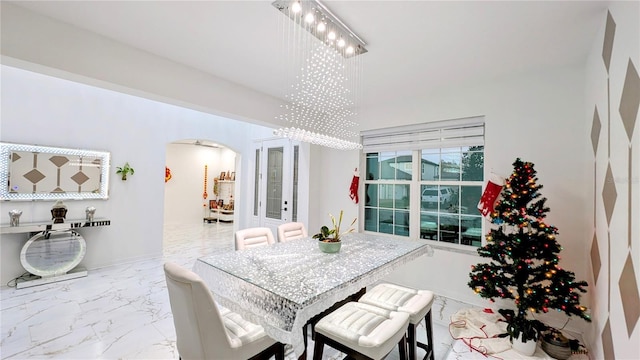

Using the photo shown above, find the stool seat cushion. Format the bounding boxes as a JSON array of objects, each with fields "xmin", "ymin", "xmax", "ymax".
[
  {"xmin": 359, "ymin": 283, "xmax": 435, "ymax": 324},
  {"xmin": 315, "ymin": 302, "xmax": 410, "ymax": 360}
]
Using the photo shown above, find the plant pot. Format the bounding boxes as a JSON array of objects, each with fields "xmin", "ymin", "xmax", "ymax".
[
  {"xmin": 318, "ymin": 240, "xmax": 341, "ymax": 253},
  {"xmin": 541, "ymin": 331, "xmax": 571, "ymax": 359},
  {"xmin": 511, "ymin": 333, "xmax": 537, "ymax": 356}
]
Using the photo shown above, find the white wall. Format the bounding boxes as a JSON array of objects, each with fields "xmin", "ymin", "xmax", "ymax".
[
  {"xmin": 164, "ymin": 144, "xmax": 236, "ymax": 225},
  {"xmin": 310, "ymin": 63, "xmax": 593, "ymax": 334},
  {"xmin": 307, "ymin": 146, "xmax": 360, "ymax": 237},
  {"xmin": 0, "ymin": 2, "xmax": 288, "ymax": 131},
  {"xmin": 0, "ymin": 65, "xmax": 274, "ymax": 285},
  {"xmin": 583, "ymin": 2, "xmax": 640, "ymax": 359}
]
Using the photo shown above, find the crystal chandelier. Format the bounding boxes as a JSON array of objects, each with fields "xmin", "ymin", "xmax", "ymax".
[{"xmin": 272, "ymin": 0, "xmax": 366, "ymax": 150}]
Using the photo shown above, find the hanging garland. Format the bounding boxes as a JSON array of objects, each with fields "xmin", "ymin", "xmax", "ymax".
[
  {"xmin": 165, "ymin": 166, "xmax": 172, "ymax": 183},
  {"xmin": 203, "ymin": 165, "xmax": 208, "ymax": 199}
]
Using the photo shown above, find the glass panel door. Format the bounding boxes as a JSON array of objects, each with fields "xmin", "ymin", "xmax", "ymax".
[
  {"xmin": 266, "ymin": 146, "xmax": 284, "ymax": 219},
  {"xmin": 259, "ymin": 139, "xmax": 293, "ymax": 236}
]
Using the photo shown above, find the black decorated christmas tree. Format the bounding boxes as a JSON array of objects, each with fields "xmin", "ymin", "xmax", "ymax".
[{"xmin": 468, "ymin": 159, "xmax": 590, "ymax": 342}]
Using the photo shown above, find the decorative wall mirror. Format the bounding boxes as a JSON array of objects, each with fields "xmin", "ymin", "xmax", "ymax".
[{"xmin": 0, "ymin": 142, "xmax": 110, "ymax": 201}]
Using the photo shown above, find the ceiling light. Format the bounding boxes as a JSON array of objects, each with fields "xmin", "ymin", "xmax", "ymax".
[
  {"xmin": 304, "ymin": 13, "xmax": 314, "ymax": 23},
  {"xmin": 272, "ymin": 0, "xmax": 366, "ymax": 150},
  {"xmin": 291, "ymin": 1, "xmax": 302, "ymax": 13}
]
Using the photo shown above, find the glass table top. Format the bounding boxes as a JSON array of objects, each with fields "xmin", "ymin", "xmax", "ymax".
[
  {"xmin": 193, "ymin": 232, "xmax": 433, "ymax": 356},
  {"xmin": 196, "ymin": 232, "xmax": 430, "ymax": 305}
]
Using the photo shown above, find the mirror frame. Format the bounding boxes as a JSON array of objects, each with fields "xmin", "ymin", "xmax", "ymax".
[{"xmin": 0, "ymin": 142, "xmax": 110, "ymax": 201}]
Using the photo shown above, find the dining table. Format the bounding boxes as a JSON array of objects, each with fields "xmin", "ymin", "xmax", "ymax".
[{"xmin": 192, "ymin": 232, "xmax": 434, "ymax": 358}]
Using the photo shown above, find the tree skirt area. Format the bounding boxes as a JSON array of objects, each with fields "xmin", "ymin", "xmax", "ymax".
[{"xmin": 443, "ymin": 308, "xmax": 589, "ymax": 360}]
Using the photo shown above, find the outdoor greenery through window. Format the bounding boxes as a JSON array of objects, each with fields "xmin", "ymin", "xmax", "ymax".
[{"xmin": 362, "ymin": 117, "xmax": 485, "ymax": 246}]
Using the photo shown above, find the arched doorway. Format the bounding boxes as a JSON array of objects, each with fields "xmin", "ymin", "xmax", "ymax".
[{"xmin": 164, "ymin": 139, "xmax": 238, "ymax": 226}]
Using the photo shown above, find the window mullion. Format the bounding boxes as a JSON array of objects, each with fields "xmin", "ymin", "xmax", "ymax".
[{"xmin": 410, "ymin": 150, "xmax": 421, "ymax": 238}]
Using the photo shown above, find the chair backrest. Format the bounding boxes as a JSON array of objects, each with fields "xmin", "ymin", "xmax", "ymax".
[
  {"xmin": 235, "ymin": 227, "xmax": 275, "ymax": 250},
  {"xmin": 164, "ymin": 262, "xmax": 232, "ymax": 359},
  {"xmin": 277, "ymin": 222, "xmax": 308, "ymax": 242}
]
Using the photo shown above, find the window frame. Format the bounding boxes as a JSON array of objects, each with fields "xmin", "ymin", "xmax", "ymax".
[{"xmin": 360, "ymin": 117, "xmax": 485, "ymax": 248}]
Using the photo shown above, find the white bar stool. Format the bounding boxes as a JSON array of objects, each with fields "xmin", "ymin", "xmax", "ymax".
[
  {"xmin": 276, "ymin": 222, "xmax": 308, "ymax": 242},
  {"xmin": 164, "ymin": 262, "xmax": 285, "ymax": 360},
  {"xmin": 313, "ymin": 301, "xmax": 410, "ymax": 360},
  {"xmin": 358, "ymin": 283, "xmax": 435, "ymax": 360},
  {"xmin": 235, "ymin": 227, "xmax": 275, "ymax": 250}
]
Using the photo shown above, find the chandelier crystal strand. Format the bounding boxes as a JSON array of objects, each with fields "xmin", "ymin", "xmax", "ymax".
[{"xmin": 272, "ymin": 0, "xmax": 364, "ymax": 150}]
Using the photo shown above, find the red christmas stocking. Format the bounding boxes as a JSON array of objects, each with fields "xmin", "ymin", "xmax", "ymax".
[
  {"xmin": 349, "ymin": 175, "xmax": 359, "ymax": 204},
  {"xmin": 477, "ymin": 176, "xmax": 503, "ymax": 217}
]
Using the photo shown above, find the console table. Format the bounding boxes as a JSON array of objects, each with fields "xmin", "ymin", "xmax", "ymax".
[
  {"xmin": 1, "ymin": 218, "xmax": 110, "ymax": 289},
  {"xmin": 204, "ymin": 208, "xmax": 234, "ymax": 223}
]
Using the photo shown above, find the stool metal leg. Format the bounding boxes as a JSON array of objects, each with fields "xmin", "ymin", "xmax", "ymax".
[
  {"xmin": 312, "ymin": 334, "xmax": 324, "ymax": 360},
  {"xmin": 415, "ymin": 311, "xmax": 434, "ymax": 360},
  {"xmin": 407, "ymin": 323, "xmax": 417, "ymax": 360},
  {"xmin": 398, "ymin": 334, "xmax": 409, "ymax": 360},
  {"xmin": 425, "ymin": 312, "xmax": 434, "ymax": 360}
]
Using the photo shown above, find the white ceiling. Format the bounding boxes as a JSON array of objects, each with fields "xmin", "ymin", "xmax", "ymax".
[{"xmin": 11, "ymin": 0, "xmax": 609, "ymax": 109}]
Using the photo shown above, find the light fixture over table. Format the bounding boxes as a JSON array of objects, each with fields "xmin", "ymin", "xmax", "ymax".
[{"xmin": 272, "ymin": 0, "xmax": 366, "ymax": 150}]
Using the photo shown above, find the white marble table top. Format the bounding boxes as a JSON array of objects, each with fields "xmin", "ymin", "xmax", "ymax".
[{"xmin": 193, "ymin": 232, "xmax": 433, "ymax": 356}]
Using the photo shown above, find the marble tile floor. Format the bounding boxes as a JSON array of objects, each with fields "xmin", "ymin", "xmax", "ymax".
[{"xmin": 1, "ymin": 222, "xmax": 458, "ymax": 359}]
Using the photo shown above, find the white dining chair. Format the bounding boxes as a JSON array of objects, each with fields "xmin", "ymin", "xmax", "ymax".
[
  {"xmin": 277, "ymin": 222, "xmax": 308, "ymax": 242},
  {"xmin": 313, "ymin": 301, "xmax": 410, "ymax": 360},
  {"xmin": 163, "ymin": 262, "xmax": 285, "ymax": 360},
  {"xmin": 235, "ymin": 227, "xmax": 275, "ymax": 250},
  {"xmin": 358, "ymin": 283, "xmax": 435, "ymax": 360}
]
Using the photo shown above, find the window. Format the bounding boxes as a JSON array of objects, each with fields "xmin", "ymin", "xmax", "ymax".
[
  {"xmin": 362, "ymin": 117, "xmax": 484, "ymax": 246},
  {"xmin": 364, "ymin": 151, "xmax": 411, "ymax": 236}
]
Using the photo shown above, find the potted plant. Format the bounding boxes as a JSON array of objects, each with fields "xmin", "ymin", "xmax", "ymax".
[
  {"xmin": 313, "ymin": 210, "xmax": 356, "ymax": 253},
  {"xmin": 497, "ymin": 309, "xmax": 545, "ymax": 354},
  {"xmin": 116, "ymin": 162, "xmax": 135, "ymax": 181}
]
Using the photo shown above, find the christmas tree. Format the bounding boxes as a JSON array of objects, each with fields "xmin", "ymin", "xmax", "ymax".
[{"xmin": 468, "ymin": 159, "xmax": 591, "ymax": 342}]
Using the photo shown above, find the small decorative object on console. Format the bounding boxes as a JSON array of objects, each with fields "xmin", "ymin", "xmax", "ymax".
[
  {"xmin": 85, "ymin": 206, "xmax": 96, "ymax": 222},
  {"xmin": 51, "ymin": 200, "xmax": 68, "ymax": 224},
  {"xmin": 9, "ymin": 209, "xmax": 22, "ymax": 227}
]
